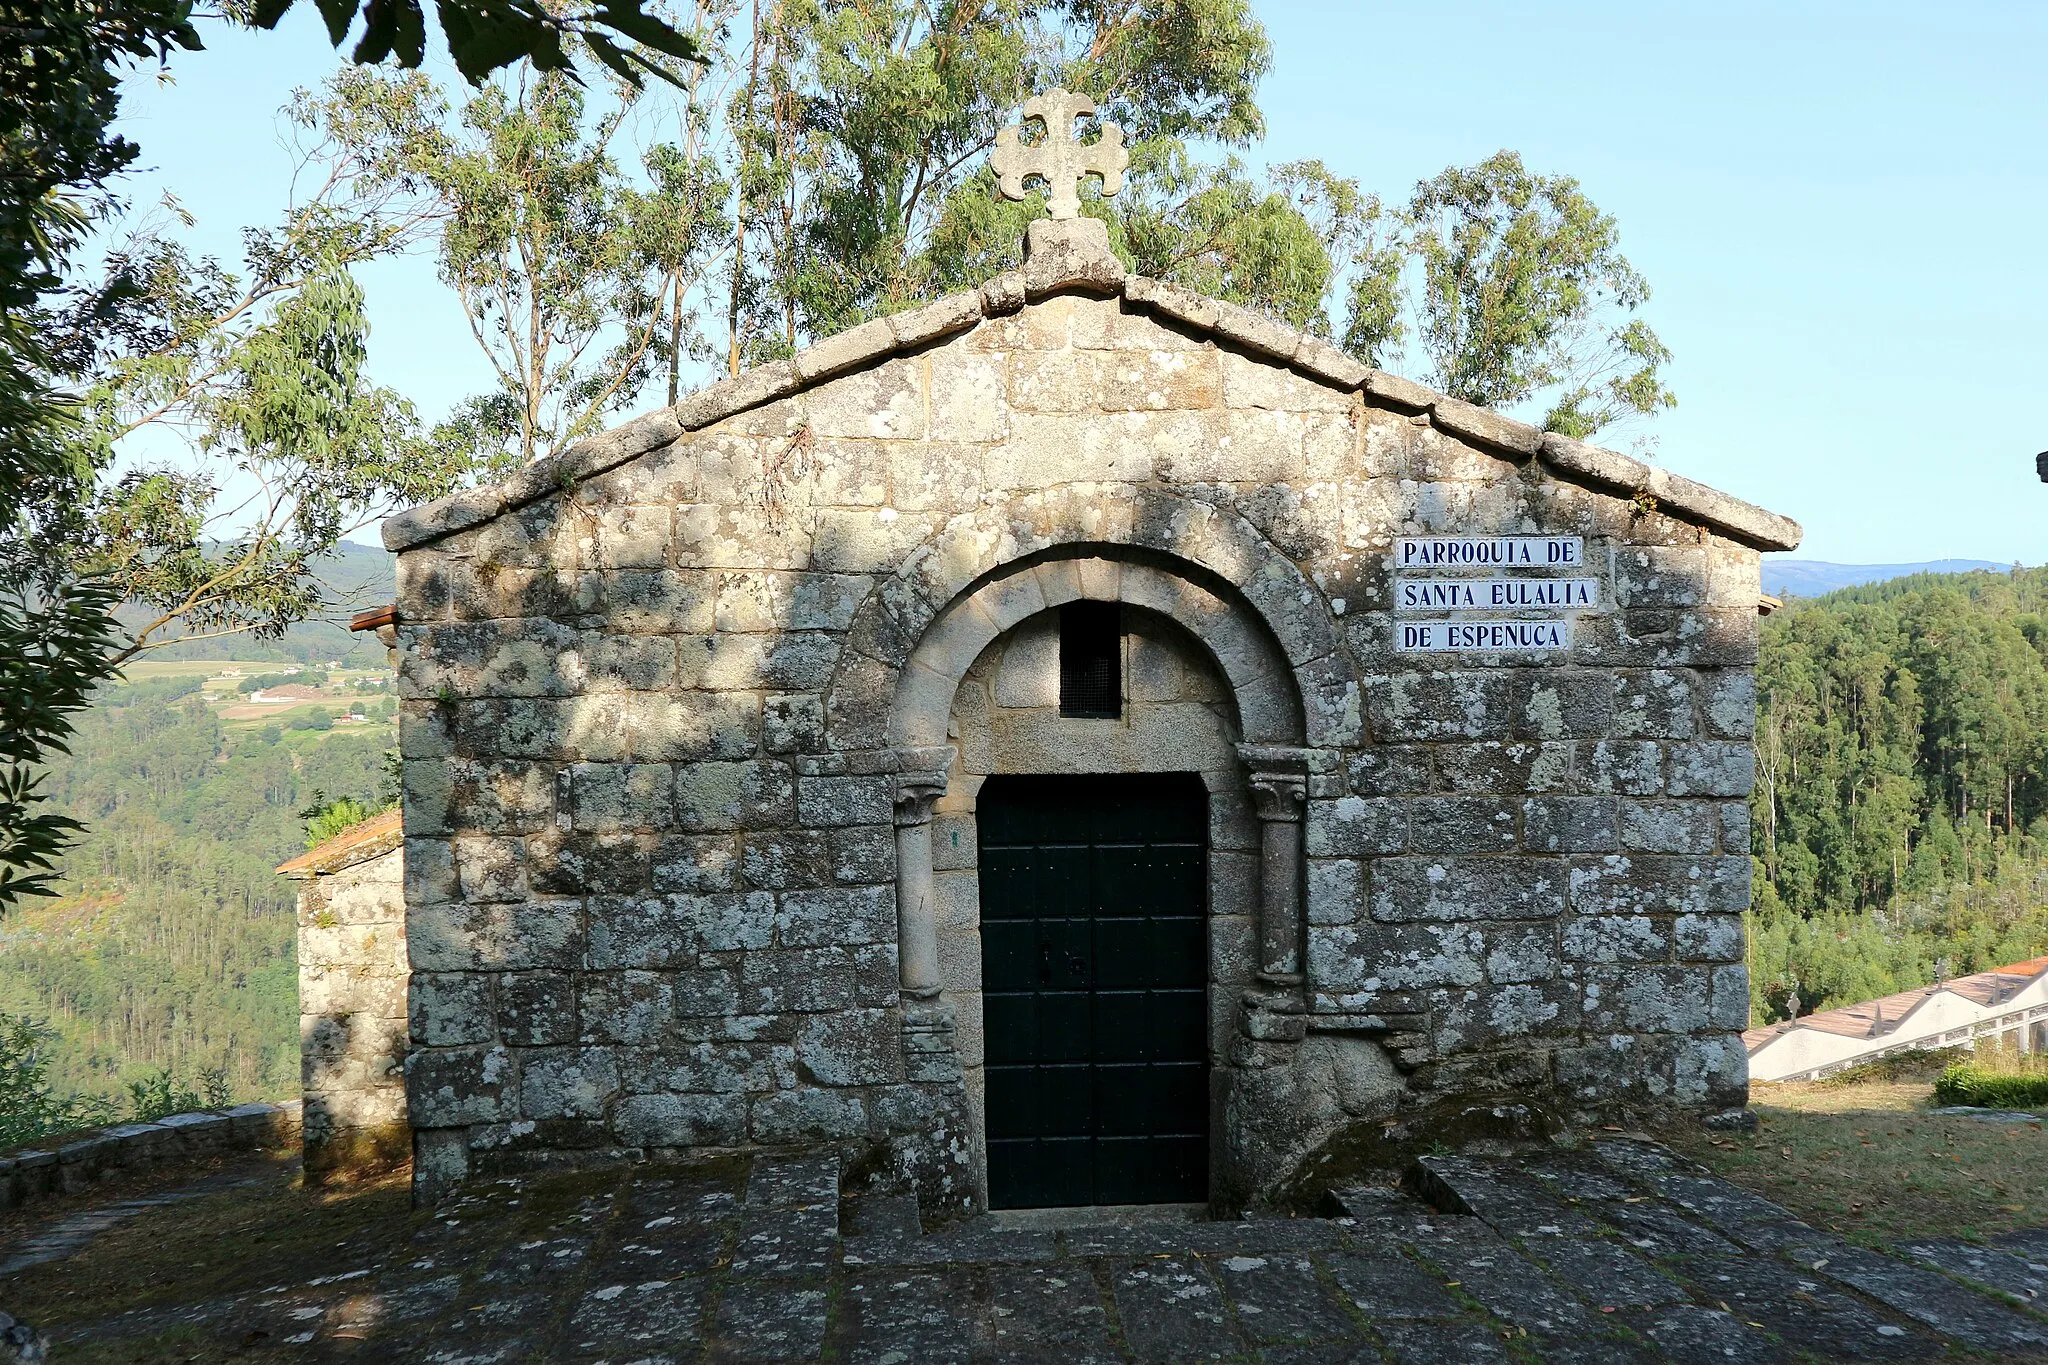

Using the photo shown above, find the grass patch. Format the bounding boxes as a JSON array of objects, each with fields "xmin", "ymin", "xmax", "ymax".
[
  {"xmin": 1934, "ymin": 1055, "xmax": 2048, "ymax": 1109},
  {"xmin": 1816, "ymin": 1046, "xmax": 1970, "ymax": 1087},
  {"xmin": 1669, "ymin": 1077, "xmax": 2048, "ymax": 1243}
]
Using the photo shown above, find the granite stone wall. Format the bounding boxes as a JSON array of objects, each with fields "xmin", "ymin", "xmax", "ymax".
[
  {"xmin": 384, "ymin": 258, "xmax": 1789, "ymax": 1210},
  {"xmin": 290, "ymin": 828, "xmax": 411, "ymax": 1182}
]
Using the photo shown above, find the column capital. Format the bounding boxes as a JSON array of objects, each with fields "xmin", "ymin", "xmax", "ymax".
[
  {"xmin": 1246, "ymin": 770, "xmax": 1307, "ymax": 823},
  {"xmin": 894, "ymin": 770, "xmax": 950, "ymax": 827}
]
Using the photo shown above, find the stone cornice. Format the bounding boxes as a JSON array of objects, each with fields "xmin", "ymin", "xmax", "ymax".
[{"xmin": 383, "ymin": 256, "xmax": 1803, "ymax": 556}]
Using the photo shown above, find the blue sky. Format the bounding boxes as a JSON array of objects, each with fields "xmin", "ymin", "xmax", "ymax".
[{"xmin": 107, "ymin": 1, "xmax": 2048, "ymax": 563}]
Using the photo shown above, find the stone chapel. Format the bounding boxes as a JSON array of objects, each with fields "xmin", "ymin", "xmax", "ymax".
[{"xmin": 343, "ymin": 91, "xmax": 1803, "ymax": 1213}]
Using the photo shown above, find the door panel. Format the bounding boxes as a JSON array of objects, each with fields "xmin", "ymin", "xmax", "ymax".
[{"xmin": 979, "ymin": 773, "xmax": 1210, "ymax": 1208}]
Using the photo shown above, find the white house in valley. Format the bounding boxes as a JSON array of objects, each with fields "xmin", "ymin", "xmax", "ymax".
[{"xmin": 1744, "ymin": 956, "xmax": 2048, "ymax": 1082}]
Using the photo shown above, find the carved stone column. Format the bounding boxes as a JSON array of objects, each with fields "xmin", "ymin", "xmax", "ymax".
[
  {"xmin": 1236, "ymin": 749, "xmax": 1302, "ymax": 994},
  {"xmin": 1245, "ymin": 767, "xmax": 1308, "ymax": 986},
  {"xmin": 893, "ymin": 754, "xmax": 953, "ymax": 1001}
]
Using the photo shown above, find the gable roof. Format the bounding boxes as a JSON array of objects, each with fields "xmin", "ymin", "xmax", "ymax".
[
  {"xmin": 1742, "ymin": 955, "xmax": 2048, "ymax": 1053},
  {"xmin": 383, "ymin": 248, "xmax": 1803, "ymax": 556}
]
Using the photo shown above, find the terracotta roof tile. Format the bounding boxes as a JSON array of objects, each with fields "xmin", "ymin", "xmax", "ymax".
[{"xmin": 275, "ymin": 808, "xmax": 402, "ymax": 879}]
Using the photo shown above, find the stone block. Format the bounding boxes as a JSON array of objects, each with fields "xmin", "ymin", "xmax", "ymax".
[
  {"xmin": 763, "ymin": 694, "xmax": 826, "ymax": 755},
  {"xmin": 1409, "ymin": 797, "xmax": 1519, "ymax": 853},
  {"xmin": 1672, "ymin": 1035, "xmax": 1748, "ymax": 1106},
  {"xmin": 675, "ymin": 762, "xmax": 796, "ymax": 832},
  {"xmin": 592, "ymin": 504, "xmax": 673, "ymax": 570},
  {"xmin": 527, "ymin": 828, "xmax": 658, "ymax": 895},
  {"xmin": 796, "ymin": 1010, "xmax": 902, "ymax": 1086},
  {"xmin": 1613, "ymin": 671, "xmax": 1695, "ymax": 739},
  {"xmin": 1620, "ymin": 800, "xmax": 1720, "ymax": 853},
  {"xmin": 518, "ymin": 1047, "xmax": 621, "ymax": 1121},
  {"xmin": 1579, "ymin": 740, "xmax": 1664, "ymax": 795},
  {"xmin": 1666, "ymin": 743, "xmax": 1756, "ymax": 798},
  {"xmin": 796, "ymin": 774, "xmax": 893, "ymax": 828},
  {"xmin": 1700, "ymin": 671, "xmax": 1757, "ymax": 740},
  {"xmin": 579, "ymin": 971, "xmax": 674, "ymax": 1044},
  {"xmin": 618, "ymin": 692, "xmax": 763, "ymax": 764},
  {"xmin": 1346, "ymin": 747, "xmax": 1431, "ymax": 796},
  {"xmin": 652, "ymin": 833, "xmax": 743, "ymax": 893},
  {"xmin": 1719, "ymin": 802, "xmax": 1752, "ymax": 855},
  {"xmin": 1555, "ymin": 1034, "xmax": 1672, "ymax": 1105},
  {"xmin": 853, "ymin": 943, "xmax": 900, "ymax": 1007},
  {"xmin": 1710, "ymin": 965, "xmax": 1752, "ymax": 1030},
  {"xmin": 776, "ymin": 886, "xmax": 894, "ymax": 947},
  {"xmin": 749, "ymin": 1086, "xmax": 866, "ymax": 1144},
  {"xmin": 1482, "ymin": 924, "xmax": 1560, "ymax": 983},
  {"xmin": 1675, "ymin": 914, "xmax": 1745, "ymax": 963},
  {"xmin": 499, "ymin": 971, "xmax": 578, "ymax": 1046},
  {"xmin": 1370, "ymin": 858, "xmax": 1567, "ymax": 923},
  {"xmin": 1306, "ymin": 858, "xmax": 1367, "ymax": 926},
  {"xmin": 571, "ymin": 763, "xmax": 676, "ymax": 833},
  {"xmin": 1513, "ymin": 672, "xmax": 1615, "ymax": 740},
  {"xmin": 1582, "ymin": 966, "xmax": 1711, "ymax": 1033},
  {"xmin": 1436, "ymin": 742, "xmax": 1572, "ymax": 794},
  {"xmin": 809, "ymin": 357, "xmax": 926, "ymax": 440},
  {"xmin": 405, "ymin": 1045, "xmax": 512, "ymax": 1125},
  {"xmin": 1613, "ymin": 546, "xmax": 1708, "ymax": 609},
  {"xmin": 454, "ymin": 835, "xmax": 526, "ymax": 903},
  {"xmin": 1562, "ymin": 915, "xmax": 1671, "ymax": 964},
  {"xmin": 889, "ymin": 288, "xmax": 985, "ymax": 348},
  {"xmin": 673, "ymin": 969, "xmax": 742, "ymax": 1019},
  {"xmin": 717, "ymin": 571, "xmax": 872, "ymax": 634},
  {"xmin": 792, "ymin": 315, "xmax": 896, "ymax": 383},
  {"xmin": 741, "ymin": 831, "xmax": 830, "ymax": 891},
  {"xmin": 1428, "ymin": 979, "xmax": 1580, "ymax": 1049},
  {"xmin": 582, "ymin": 634, "xmax": 678, "ymax": 692},
  {"xmin": 410, "ymin": 974, "xmax": 495, "ymax": 1047},
  {"xmin": 410, "ymin": 898, "xmax": 583, "ymax": 971},
  {"xmin": 405, "ymin": 837, "xmax": 459, "ymax": 905},
  {"xmin": 742, "ymin": 948, "xmax": 857, "ymax": 1013},
  {"xmin": 828, "ymin": 826, "xmax": 893, "ymax": 885},
  {"xmin": 1309, "ymin": 921, "xmax": 1484, "ymax": 991},
  {"xmin": 1366, "ymin": 671, "xmax": 1515, "ymax": 742},
  {"xmin": 1305, "ymin": 796, "xmax": 1408, "ymax": 856},
  {"xmin": 1099, "ymin": 347, "xmax": 1220, "ymax": 412},
  {"xmin": 1570, "ymin": 853, "xmax": 1750, "ymax": 917},
  {"xmin": 1523, "ymin": 797, "xmax": 1618, "ymax": 853},
  {"xmin": 613, "ymin": 1091, "xmax": 748, "ymax": 1147}
]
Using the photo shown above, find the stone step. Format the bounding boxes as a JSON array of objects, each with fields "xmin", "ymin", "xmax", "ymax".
[{"xmin": 743, "ymin": 1150, "xmax": 842, "ymax": 1211}]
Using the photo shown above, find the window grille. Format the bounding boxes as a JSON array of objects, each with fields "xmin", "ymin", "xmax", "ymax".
[{"xmin": 1059, "ymin": 602, "xmax": 1122, "ymax": 718}]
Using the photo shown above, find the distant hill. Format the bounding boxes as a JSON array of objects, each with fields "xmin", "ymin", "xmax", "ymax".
[
  {"xmin": 1762, "ymin": 559, "xmax": 2012, "ymax": 598},
  {"xmin": 115, "ymin": 540, "xmax": 396, "ymax": 669}
]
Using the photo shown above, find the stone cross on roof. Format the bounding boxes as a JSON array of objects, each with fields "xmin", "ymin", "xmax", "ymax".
[{"xmin": 992, "ymin": 88, "xmax": 1128, "ymax": 221}]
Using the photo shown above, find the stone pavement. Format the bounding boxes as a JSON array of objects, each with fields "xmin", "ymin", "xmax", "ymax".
[{"xmin": 41, "ymin": 1137, "xmax": 2048, "ymax": 1362}]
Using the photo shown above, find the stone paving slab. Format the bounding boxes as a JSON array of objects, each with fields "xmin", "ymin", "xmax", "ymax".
[{"xmin": 26, "ymin": 1140, "xmax": 2048, "ymax": 1363}]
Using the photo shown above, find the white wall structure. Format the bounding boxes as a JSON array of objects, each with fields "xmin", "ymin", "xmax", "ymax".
[{"xmin": 1745, "ymin": 956, "xmax": 2048, "ymax": 1082}]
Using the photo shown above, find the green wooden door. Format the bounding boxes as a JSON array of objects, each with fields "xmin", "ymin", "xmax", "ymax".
[{"xmin": 979, "ymin": 773, "xmax": 1209, "ymax": 1208}]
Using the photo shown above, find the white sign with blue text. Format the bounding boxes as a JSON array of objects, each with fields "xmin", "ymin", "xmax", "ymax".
[
  {"xmin": 1396, "ymin": 620, "xmax": 1572, "ymax": 652},
  {"xmin": 1396, "ymin": 578, "xmax": 1599, "ymax": 612},
  {"xmin": 1394, "ymin": 536, "xmax": 1583, "ymax": 569},
  {"xmin": 1391, "ymin": 536, "xmax": 1594, "ymax": 654}
]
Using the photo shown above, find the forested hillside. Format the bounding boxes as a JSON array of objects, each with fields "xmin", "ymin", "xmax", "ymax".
[
  {"xmin": 0, "ymin": 681, "xmax": 392, "ymax": 1100},
  {"xmin": 1749, "ymin": 566, "xmax": 2048, "ymax": 1021}
]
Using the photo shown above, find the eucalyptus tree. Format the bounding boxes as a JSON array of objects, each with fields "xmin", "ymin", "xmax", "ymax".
[
  {"xmin": 331, "ymin": 60, "xmax": 732, "ymax": 469},
  {"xmin": 720, "ymin": 0, "xmax": 1274, "ymax": 362},
  {"xmin": 0, "ymin": 0, "xmax": 706, "ymax": 910},
  {"xmin": 1348, "ymin": 150, "xmax": 1676, "ymax": 441}
]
